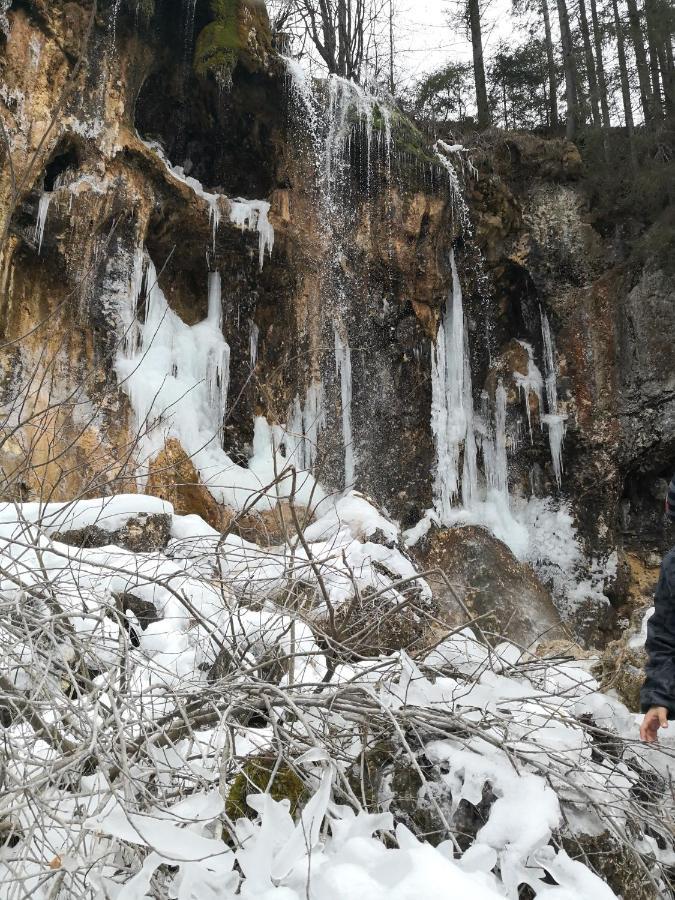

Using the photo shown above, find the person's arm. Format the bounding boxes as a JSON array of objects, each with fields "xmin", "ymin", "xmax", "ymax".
[{"xmin": 640, "ymin": 551, "xmax": 675, "ymax": 740}]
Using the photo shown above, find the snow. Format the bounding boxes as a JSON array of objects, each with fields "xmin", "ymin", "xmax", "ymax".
[{"xmin": 0, "ymin": 494, "xmax": 172, "ymax": 533}]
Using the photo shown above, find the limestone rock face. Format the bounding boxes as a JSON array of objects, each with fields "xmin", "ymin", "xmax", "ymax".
[
  {"xmin": 414, "ymin": 525, "xmax": 565, "ymax": 648},
  {"xmin": 468, "ymin": 133, "xmax": 675, "ymax": 561}
]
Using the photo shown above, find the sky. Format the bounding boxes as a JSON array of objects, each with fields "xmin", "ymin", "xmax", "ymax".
[{"xmin": 394, "ymin": 0, "xmax": 517, "ymax": 88}]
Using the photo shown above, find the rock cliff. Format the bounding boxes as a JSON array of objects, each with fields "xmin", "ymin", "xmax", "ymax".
[{"xmin": 1, "ymin": 0, "xmax": 673, "ymax": 644}]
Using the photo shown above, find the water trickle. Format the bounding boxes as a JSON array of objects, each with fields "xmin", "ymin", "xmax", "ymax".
[
  {"xmin": 334, "ymin": 327, "xmax": 355, "ymax": 490},
  {"xmin": 34, "ymin": 191, "xmax": 53, "ymax": 254}
]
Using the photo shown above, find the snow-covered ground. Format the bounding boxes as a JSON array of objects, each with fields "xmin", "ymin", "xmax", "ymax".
[{"xmin": 0, "ymin": 494, "xmax": 673, "ymax": 899}]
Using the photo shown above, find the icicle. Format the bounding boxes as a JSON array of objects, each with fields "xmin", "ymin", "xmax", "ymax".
[
  {"xmin": 34, "ymin": 192, "xmax": 53, "ymax": 254},
  {"xmin": 285, "ymin": 396, "xmax": 305, "ymax": 469},
  {"xmin": 540, "ymin": 308, "xmax": 567, "ymax": 487},
  {"xmin": 542, "ymin": 414, "xmax": 566, "ymax": 488},
  {"xmin": 229, "ymin": 200, "xmax": 275, "ymax": 270},
  {"xmin": 250, "ymin": 321, "xmax": 259, "ymax": 369},
  {"xmin": 334, "ymin": 328, "xmax": 355, "ymax": 490},
  {"xmin": 208, "ymin": 197, "xmax": 221, "ymax": 251},
  {"xmin": 461, "ymin": 328, "xmax": 478, "ymax": 509},
  {"xmin": 540, "ymin": 308, "xmax": 558, "ymax": 415}
]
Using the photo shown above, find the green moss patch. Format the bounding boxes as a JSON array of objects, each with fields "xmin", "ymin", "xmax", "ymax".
[{"xmin": 226, "ymin": 754, "xmax": 310, "ymax": 822}]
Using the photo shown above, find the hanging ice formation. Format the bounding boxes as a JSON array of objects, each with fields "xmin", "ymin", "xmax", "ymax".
[
  {"xmin": 431, "ymin": 249, "xmax": 474, "ymax": 519},
  {"xmin": 229, "ymin": 200, "xmax": 275, "ymax": 270},
  {"xmin": 540, "ymin": 308, "xmax": 567, "ymax": 487},
  {"xmin": 34, "ymin": 191, "xmax": 52, "ymax": 254},
  {"xmin": 140, "ymin": 139, "xmax": 275, "ymax": 267},
  {"xmin": 284, "ymin": 380, "xmax": 326, "ymax": 474},
  {"xmin": 115, "ymin": 251, "xmax": 322, "ymax": 511}
]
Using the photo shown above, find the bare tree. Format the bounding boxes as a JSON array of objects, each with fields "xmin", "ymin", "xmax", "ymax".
[
  {"xmin": 556, "ymin": 0, "xmax": 578, "ymax": 139},
  {"xmin": 589, "ymin": 0, "xmax": 612, "ymax": 128},
  {"xmin": 578, "ymin": 0, "xmax": 602, "ymax": 126},
  {"xmin": 467, "ymin": 0, "xmax": 492, "ymax": 128},
  {"xmin": 612, "ymin": 0, "xmax": 637, "ymax": 163},
  {"xmin": 540, "ymin": 0, "xmax": 560, "ymax": 129},
  {"xmin": 625, "ymin": 0, "xmax": 655, "ymax": 123},
  {"xmin": 273, "ymin": 0, "xmax": 390, "ymax": 83}
]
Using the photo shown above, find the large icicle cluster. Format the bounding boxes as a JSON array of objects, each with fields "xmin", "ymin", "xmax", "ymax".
[
  {"xmin": 428, "ymin": 250, "xmax": 528, "ymax": 555},
  {"xmin": 115, "ymin": 251, "xmax": 322, "ymax": 511}
]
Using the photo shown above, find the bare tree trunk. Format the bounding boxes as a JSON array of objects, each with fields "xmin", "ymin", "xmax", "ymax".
[
  {"xmin": 589, "ymin": 0, "xmax": 612, "ymax": 127},
  {"xmin": 625, "ymin": 0, "xmax": 654, "ymax": 122},
  {"xmin": 660, "ymin": 35, "xmax": 675, "ymax": 115},
  {"xmin": 578, "ymin": 0, "xmax": 602, "ymax": 125},
  {"xmin": 467, "ymin": 0, "xmax": 492, "ymax": 128},
  {"xmin": 557, "ymin": 0, "xmax": 578, "ymax": 140},
  {"xmin": 612, "ymin": 0, "xmax": 637, "ymax": 163},
  {"xmin": 644, "ymin": 0, "xmax": 665, "ymax": 116},
  {"xmin": 541, "ymin": 0, "xmax": 559, "ymax": 129},
  {"xmin": 389, "ymin": 0, "xmax": 395, "ymax": 94}
]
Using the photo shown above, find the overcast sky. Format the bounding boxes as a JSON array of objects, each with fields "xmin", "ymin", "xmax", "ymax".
[{"xmin": 394, "ymin": 0, "xmax": 519, "ymax": 88}]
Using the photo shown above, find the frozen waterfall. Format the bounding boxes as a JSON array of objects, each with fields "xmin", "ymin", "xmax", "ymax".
[{"xmin": 431, "ymin": 249, "xmax": 473, "ymax": 520}]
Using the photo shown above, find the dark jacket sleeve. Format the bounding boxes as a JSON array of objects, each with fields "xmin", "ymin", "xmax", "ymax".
[{"xmin": 641, "ymin": 549, "xmax": 675, "ymax": 717}]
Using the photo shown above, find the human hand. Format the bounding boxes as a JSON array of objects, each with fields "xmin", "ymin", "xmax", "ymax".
[{"xmin": 640, "ymin": 706, "xmax": 669, "ymax": 743}]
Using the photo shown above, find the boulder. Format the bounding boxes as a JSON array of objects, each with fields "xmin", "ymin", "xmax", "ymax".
[
  {"xmin": 413, "ymin": 525, "xmax": 566, "ymax": 648},
  {"xmin": 53, "ymin": 513, "xmax": 171, "ymax": 553},
  {"xmin": 146, "ymin": 439, "xmax": 233, "ymax": 533}
]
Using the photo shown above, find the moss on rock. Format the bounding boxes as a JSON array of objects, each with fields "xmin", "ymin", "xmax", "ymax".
[
  {"xmin": 194, "ymin": 0, "xmax": 272, "ymax": 86},
  {"xmin": 226, "ymin": 754, "xmax": 310, "ymax": 822}
]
